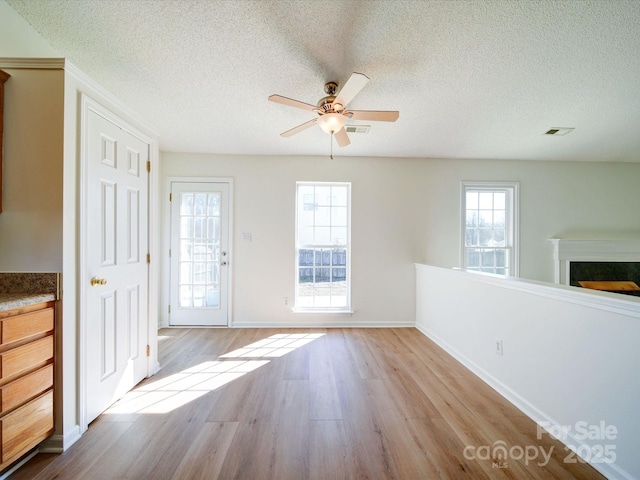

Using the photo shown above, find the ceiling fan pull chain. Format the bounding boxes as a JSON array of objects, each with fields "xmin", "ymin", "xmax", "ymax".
[{"xmin": 330, "ymin": 133, "xmax": 334, "ymax": 160}]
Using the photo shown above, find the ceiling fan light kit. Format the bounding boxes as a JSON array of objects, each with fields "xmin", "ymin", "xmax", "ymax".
[
  {"xmin": 268, "ymin": 72, "xmax": 399, "ymax": 156},
  {"xmin": 317, "ymin": 112, "xmax": 347, "ymax": 134}
]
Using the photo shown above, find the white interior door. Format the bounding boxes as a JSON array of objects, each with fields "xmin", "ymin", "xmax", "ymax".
[
  {"xmin": 85, "ymin": 105, "xmax": 149, "ymax": 423},
  {"xmin": 169, "ymin": 182, "xmax": 230, "ymax": 326}
]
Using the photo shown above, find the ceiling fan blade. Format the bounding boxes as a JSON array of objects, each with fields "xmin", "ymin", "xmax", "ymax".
[
  {"xmin": 348, "ymin": 110, "xmax": 399, "ymax": 122},
  {"xmin": 280, "ymin": 118, "xmax": 318, "ymax": 137},
  {"xmin": 269, "ymin": 94, "xmax": 318, "ymax": 111},
  {"xmin": 333, "ymin": 72, "xmax": 369, "ymax": 109},
  {"xmin": 334, "ymin": 127, "xmax": 350, "ymax": 147}
]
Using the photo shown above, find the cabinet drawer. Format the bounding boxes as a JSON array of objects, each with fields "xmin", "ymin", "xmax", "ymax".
[
  {"xmin": 0, "ymin": 364, "xmax": 53, "ymax": 414},
  {"xmin": 0, "ymin": 389, "xmax": 53, "ymax": 464},
  {"xmin": 0, "ymin": 307, "xmax": 53, "ymax": 346},
  {"xmin": 0, "ymin": 335, "xmax": 53, "ymax": 381}
]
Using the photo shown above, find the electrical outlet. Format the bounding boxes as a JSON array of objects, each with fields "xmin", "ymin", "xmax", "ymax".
[
  {"xmin": 283, "ymin": 297, "xmax": 289, "ymax": 306},
  {"xmin": 495, "ymin": 339, "xmax": 504, "ymax": 356}
]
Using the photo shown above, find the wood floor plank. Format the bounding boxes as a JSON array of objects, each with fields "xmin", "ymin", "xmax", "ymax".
[
  {"xmin": 271, "ymin": 380, "xmax": 310, "ymax": 480},
  {"xmin": 308, "ymin": 332, "xmax": 343, "ymax": 420},
  {"xmin": 308, "ymin": 419, "xmax": 349, "ymax": 479},
  {"xmin": 376, "ymin": 350, "xmax": 443, "ymax": 420},
  {"xmin": 397, "ymin": 347, "xmax": 542, "ymax": 479},
  {"xmin": 343, "ymin": 328, "xmax": 387, "ymax": 380},
  {"xmin": 12, "ymin": 327, "xmax": 606, "ymax": 480},
  {"xmin": 440, "ymin": 373, "xmax": 527, "ymax": 419},
  {"xmin": 406, "ymin": 416, "xmax": 492, "ymax": 479},
  {"xmin": 170, "ymin": 421, "xmax": 239, "ymax": 480},
  {"xmin": 123, "ymin": 394, "xmax": 219, "ymax": 479},
  {"xmin": 392, "ymin": 327, "xmax": 468, "ymax": 378},
  {"xmin": 338, "ymin": 378, "xmax": 402, "ymax": 479},
  {"xmin": 10, "ymin": 420, "xmax": 135, "ymax": 480},
  {"xmin": 362, "ymin": 377, "xmax": 443, "ymax": 479}
]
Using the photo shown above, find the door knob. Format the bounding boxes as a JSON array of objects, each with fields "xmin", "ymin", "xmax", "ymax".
[{"xmin": 91, "ymin": 277, "xmax": 108, "ymax": 287}]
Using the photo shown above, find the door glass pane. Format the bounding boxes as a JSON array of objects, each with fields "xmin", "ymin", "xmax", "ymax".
[{"xmin": 179, "ymin": 191, "xmax": 221, "ymax": 308}]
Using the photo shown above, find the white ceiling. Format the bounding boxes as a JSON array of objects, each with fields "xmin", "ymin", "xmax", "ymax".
[{"xmin": 6, "ymin": 0, "xmax": 640, "ymax": 162}]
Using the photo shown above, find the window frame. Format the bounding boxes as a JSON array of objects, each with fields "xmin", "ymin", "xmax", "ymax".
[
  {"xmin": 460, "ymin": 181, "xmax": 519, "ymax": 277},
  {"xmin": 294, "ymin": 181, "xmax": 352, "ymax": 313}
]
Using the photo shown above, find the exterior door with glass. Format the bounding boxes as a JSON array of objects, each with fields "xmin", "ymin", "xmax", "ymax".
[{"xmin": 169, "ymin": 182, "xmax": 230, "ymax": 326}]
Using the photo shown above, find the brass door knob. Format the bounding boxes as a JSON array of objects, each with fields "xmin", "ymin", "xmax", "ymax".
[{"xmin": 91, "ymin": 277, "xmax": 108, "ymax": 287}]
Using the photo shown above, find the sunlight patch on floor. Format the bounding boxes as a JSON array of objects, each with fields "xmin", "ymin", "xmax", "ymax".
[
  {"xmin": 104, "ymin": 332, "xmax": 325, "ymax": 415},
  {"xmin": 220, "ymin": 332, "xmax": 325, "ymax": 358}
]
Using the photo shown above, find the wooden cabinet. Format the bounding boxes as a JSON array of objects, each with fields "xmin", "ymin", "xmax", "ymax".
[{"xmin": 0, "ymin": 302, "xmax": 54, "ymax": 470}]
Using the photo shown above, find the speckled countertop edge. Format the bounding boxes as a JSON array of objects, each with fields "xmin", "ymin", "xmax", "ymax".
[
  {"xmin": 0, "ymin": 293, "xmax": 57, "ymax": 311},
  {"xmin": 0, "ymin": 273, "xmax": 60, "ymax": 312}
]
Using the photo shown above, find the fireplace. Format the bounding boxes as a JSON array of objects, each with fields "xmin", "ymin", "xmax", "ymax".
[
  {"xmin": 549, "ymin": 239, "xmax": 640, "ymax": 296},
  {"xmin": 570, "ymin": 262, "xmax": 640, "ymax": 296}
]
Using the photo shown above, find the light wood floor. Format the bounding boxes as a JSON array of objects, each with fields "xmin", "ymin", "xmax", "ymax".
[{"xmin": 13, "ymin": 328, "xmax": 604, "ymax": 479}]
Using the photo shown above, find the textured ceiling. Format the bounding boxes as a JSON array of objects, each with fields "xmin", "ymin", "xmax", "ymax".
[{"xmin": 6, "ymin": 0, "xmax": 640, "ymax": 161}]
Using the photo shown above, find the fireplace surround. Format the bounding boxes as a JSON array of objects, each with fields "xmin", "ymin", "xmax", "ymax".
[{"xmin": 549, "ymin": 239, "xmax": 640, "ymax": 295}]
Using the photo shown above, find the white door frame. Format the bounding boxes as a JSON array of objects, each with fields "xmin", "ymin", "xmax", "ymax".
[
  {"xmin": 166, "ymin": 177, "xmax": 234, "ymax": 327},
  {"xmin": 78, "ymin": 94, "xmax": 157, "ymax": 432}
]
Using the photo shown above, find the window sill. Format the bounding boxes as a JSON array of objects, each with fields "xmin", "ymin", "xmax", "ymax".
[{"xmin": 292, "ymin": 308, "xmax": 354, "ymax": 315}]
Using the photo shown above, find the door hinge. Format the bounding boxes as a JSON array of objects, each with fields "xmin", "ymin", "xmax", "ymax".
[
  {"xmin": 169, "ymin": 249, "xmax": 171, "ymax": 258},
  {"xmin": 146, "ymin": 161, "xmax": 151, "ymax": 173},
  {"xmin": 169, "ymin": 193, "xmax": 172, "ymax": 202},
  {"xmin": 146, "ymin": 253, "xmax": 150, "ymax": 264},
  {"xmin": 146, "ymin": 344, "xmax": 150, "ymax": 357},
  {"xmin": 168, "ymin": 305, "xmax": 171, "ymax": 314}
]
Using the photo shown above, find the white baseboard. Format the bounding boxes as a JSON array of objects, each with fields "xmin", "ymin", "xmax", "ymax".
[
  {"xmin": 37, "ymin": 425, "xmax": 82, "ymax": 453},
  {"xmin": 230, "ymin": 321, "xmax": 416, "ymax": 328}
]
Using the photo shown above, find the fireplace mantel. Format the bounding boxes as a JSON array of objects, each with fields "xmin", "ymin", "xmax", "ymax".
[{"xmin": 549, "ymin": 238, "xmax": 640, "ymax": 285}]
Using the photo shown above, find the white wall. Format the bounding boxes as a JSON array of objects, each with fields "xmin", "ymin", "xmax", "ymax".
[
  {"xmin": 160, "ymin": 154, "xmax": 640, "ymax": 327},
  {"xmin": 0, "ymin": 0, "xmax": 64, "ymax": 271},
  {"xmin": 415, "ymin": 263, "xmax": 640, "ymax": 480},
  {"xmin": 0, "ymin": 0, "xmax": 59, "ymax": 57},
  {"xmin": 411, "ymin": 159, "xmax": 640, "ymax": 282},
  {"xmin": 161, "ymin": 153, "xmax": 420, "ymax": 327},
  {"xmin": 0, "ymin": 68, "xmax": 64, "ymax": 271}
]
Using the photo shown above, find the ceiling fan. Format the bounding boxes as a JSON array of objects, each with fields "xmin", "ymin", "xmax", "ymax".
[{"xmin": 268, "ymin": 72, "xmax": 399, "ymax": 149}]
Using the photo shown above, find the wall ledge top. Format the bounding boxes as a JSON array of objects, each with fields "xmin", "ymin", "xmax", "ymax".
[{"xmin": 415, "ymin": 263, "xmax": 640, "ymax": 319}]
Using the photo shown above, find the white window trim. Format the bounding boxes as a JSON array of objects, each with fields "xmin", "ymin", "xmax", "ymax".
[
  {"xmin": 294, "ymin": 181, "xmax": 352, "ymax": 313},
  {"xmin": 460, "ymin": 181, "xmax": 519, "ymax": 277}
]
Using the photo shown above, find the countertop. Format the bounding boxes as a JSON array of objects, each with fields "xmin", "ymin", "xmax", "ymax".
[{"xmin": 0, "ymin": 293, "xmax": 57, "ymax": 312}]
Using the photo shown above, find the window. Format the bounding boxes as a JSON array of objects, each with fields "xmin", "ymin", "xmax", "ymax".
[
  {"xmin": 462, "ymin": 182, "xmax": 519, "ymax": 276},
  {"xmin": 295, "ymin": 182, "xmax": 351, "ymax": 311}
]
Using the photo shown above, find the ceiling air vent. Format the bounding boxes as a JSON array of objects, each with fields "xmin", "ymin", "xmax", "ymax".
[
  {"xmin": 345, "ymin": 125, "xmax": 371, "ymax": 134},
  {"xmin": 544, "ymin": 127, "xmax": 574, "ymax": 136}
]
